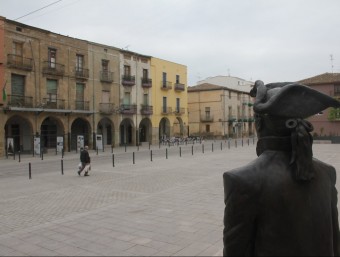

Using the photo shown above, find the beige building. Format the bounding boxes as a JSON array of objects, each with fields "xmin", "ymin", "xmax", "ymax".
[
  {"xmin": 188, "ymin": 83, "xmax": 254, "ymax": 139},
  {"xmin": 0, "ymin": 17, "xmax": 188, "ymax": 156}
]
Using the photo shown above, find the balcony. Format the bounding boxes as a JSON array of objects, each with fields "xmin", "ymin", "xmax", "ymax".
[
  {"xmin": 120, "ymin": 104, "xmax": 137, "ymax": 115},
  {"xmin": 201, "ymin": 114, "xmax": 214, "ymax": 122},
  {"xmin": 141, "ymin": 78, "xmax": 152, "ymax": 88},
  {"xmin": 7, "ymin": 54, "xmax": 33, "ymax": 71},
  {"xmin": 42, "ymin": 94, "xmax": 65, "ymax": 109},
  {"xmin": 174, "ymin": 83, "xmax": 185, "ymax": 92},
  {"xmin": 161, "ymin": 81, "xmax": 173, "ymax": 90},
  {"xmin": 174, "ymin": 108, "xmax": 185, "ymax": 115},
  {"xmin": 74, "ymin": 100, "xmax": 90, "ymax": 111},
  {"xmin": 122, "ymin": 75, "xmax": 135, "ymax": 86},
  {"xmin": 7, "ymin": 95, "xmax": 33, "ymax": 108},
  {"xmin": 75, "ymin": 67, "xmax": 89, "ymax": 79},
  {"xmin": 100, "ymin": 71, "xmax": 114, "ymax": 83},
  {"xmin": 141, "ymin": 105, "xmax": 153, "ymax": 115},
  {"xmin": 162, "ymin": 107, "xmax": 172, "ymax": 115},
  {"xmin": 99, "ymin": 103, "xmax": 115, "ymax": 114},
  {"xmin": 42, "ymin": 61, "xmax": 65, "ymax": 76},
  {"xmin": 228, "ymin": 115, "xmax": 237, "ymax": 122}
]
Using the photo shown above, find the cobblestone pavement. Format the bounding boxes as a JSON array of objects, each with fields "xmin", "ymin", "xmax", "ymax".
[{"xmin": 0, "ymin": 141, "xmax": 339, "ymax": 256}]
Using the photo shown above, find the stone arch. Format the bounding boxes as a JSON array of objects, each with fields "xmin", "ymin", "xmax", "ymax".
[
  {"xmin": 40, "ymin": 116, "xmax": 65, "ymax": 149},
  {"xmin": 120, "ymin": 118, "xmax": 134, "ymax": 146},
  {"xmin": 71, "ymin": 118, "xmax": 92, "ymax": 150},
  {"xmin": 4, "ymin": 115, "xmax": 33, "ymax": 153},
  {"xmin": 173, "ymin": 117, "xmax": 184, "ymax": 137},
  {"xmin": 159, "ymin": 117, "xmax": 170, "ymax": 141},
  {"xmin": 97, "ymin": 118, "xmax": 115, "ymax": 146},
  {"xmin": 139, "ymin": 118, "xmax": 152, "ymax": 144}
]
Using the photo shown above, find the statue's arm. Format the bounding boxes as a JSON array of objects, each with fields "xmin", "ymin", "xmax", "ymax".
[{"xmin": 223, "ymin": 172, "xmax": 258, "ymax": 256}]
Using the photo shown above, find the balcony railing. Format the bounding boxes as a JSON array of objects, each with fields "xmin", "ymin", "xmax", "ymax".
[
  {"xmin": 141, "ymin": 105, "xmax": 153, "ymax": 115},
  {"xmin": 201, "ymin": 114, "xmax": 214, "ymax": 122},
  {"xmin": 99, "ymin": 103, "xmax": 115, "ymax": 114},
  {"xmin": 42, "ymin": 61, "xmax": 65, "ymax": 76},
  {"xmin": 7, "ymin": 95, "xmax": 33, "ymax": 108},
  {"xmin": 120, "ymin": 104, "xmax": 137, "ymax": 114},
  {"xmin": 7, "ymin": 54, "xmax": 33, "ymax": 71},
  {"xmin": 161, "ymin": 81, "xmax": 173, "ymax": 90},
  {"xmin": 74, "ymin": 100, "xmax": 90, "ymax": 111},
  {"xmin": 174, "ymin": 108, "xmax": 185, "ymax": 115},
  {"xmin": 100, "ymin": 71, "xmax": 114, "ymax": 83},
  {"xmin": 141, "ymin": 78, "xmax": 152, "ymax": 88},
  {"xmin": 174, "ymin": 83, "xmax": 185, "ymax": 91},
  {"xmin": 42, "ymin": 95, "xmax": 65, "ymax": 109},
  {"xmin": 122, "ymin": 75, "xmax": 135, "ymax": 86},
  {"xmin": 162, "ymin": 107, "xmax": 172, "ymax": 115},
  {"xmin": 75, "ymin": 67, "xmax": 89, "ymax": 79}
]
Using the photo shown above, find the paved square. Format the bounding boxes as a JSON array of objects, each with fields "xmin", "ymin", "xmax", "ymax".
[{"xmin": 0, "ymin": 141, "xmax": 339, "ymax": 256}]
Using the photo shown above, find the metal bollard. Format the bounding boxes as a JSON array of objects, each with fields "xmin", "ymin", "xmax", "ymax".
[
  {"xmin": 221, "ymin": 142, "xmax": 223, "ymax": 151},
  {"xmin": 235, "ymin": 139, "xmax": 237, "ymax": 148},
  {"xmin": 29, "ymin": 162, "xmax": 32, "ymax": 179},
  {"xmin": 133, "ymin": 152, "xmax": 135, "ymax": 164},
  {"xmin": 228, "ymin": 140, "xmax": 230, "ymax": 149},
  {"xmin": 192, "ymin": 145, "xmax": 194, "ymax": 155},
  {"xmin": 212, "ymin": 143, "xmax": 214, "ymax": 152},
  {"xmin": 151, "ymin": 150, "xmax": 153, "ymax": 162},
  {"xmin": 166, "ymin": 148, "xmax": 168, "ymax": 159},
  {"xmin": 180, "ymin": 147, "xmax": 182, "ymax": 157},
  {"xmin": 112, "ymin": 154, "xmax": 115, "ymax": 167},
  {"xmin": 18, "ymin": 151, "xmax": 21, "ymax": 162},
  {"xmin": 41, "ymin": 150, "xmax": 44, "ymax": 160},
  {"xmin": 62, "ymin": 149, "xmax": 64, "ymax": 159},
  {"xmin": 61, "ymin": 159, "xmax": 64, "ymax": 175},
  {"xmin": 202, "ymin": 144, "xmax": 205, "ymax": 154},
  {"xmin": 96, "ymin": 147, "xmax": 99, "ymax": 155}
]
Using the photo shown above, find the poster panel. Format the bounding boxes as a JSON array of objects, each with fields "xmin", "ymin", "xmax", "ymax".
[
  {"xmin": 96, "ymin": 134, "xmax": 103, "ymax": 150},
  {"xmin": 57, "ymin": 136, "xmax": 63, "ymax": 153},
  {"xmin": 34, "ymin": 137, "xmax": 41, "ymax": 155}
]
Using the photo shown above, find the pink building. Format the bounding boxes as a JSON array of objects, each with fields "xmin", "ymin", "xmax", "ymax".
[{"xmin": 299, "ymin": 73, "xmax": 340, "ymax": 137}]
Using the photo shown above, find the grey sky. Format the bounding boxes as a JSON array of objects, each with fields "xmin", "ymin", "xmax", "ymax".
[{"xmin": 1, "ymin": 0, "xmax": 340, "ymax": 86}]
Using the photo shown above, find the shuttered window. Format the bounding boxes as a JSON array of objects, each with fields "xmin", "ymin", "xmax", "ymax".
[{"xmin": 11, "ymin": 74, "xmax": 25, "ymax": 96}]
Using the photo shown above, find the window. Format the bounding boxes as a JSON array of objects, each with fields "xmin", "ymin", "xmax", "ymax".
[
  {"xmin": 205, "ymin": 107, "xmax": 211, "ymax": 119},
  {"xmin": 102, "ymin": 60, "xmax": 109, "ymax": 72},
  {"xmin": 162, "ymin": 72, "xmax": 167, "ymax": 87},
  {"xmin": 48, "ymin": 48, "xmax": 56, "ymax": 68},
  {"xmin": 76, "ymin": 83, "xmax": 85, "ymax": 110},
  {"xmin": 11, "ymin": 74, "xmax": 25, "ymax": 106},
  {"xmin": 123, "ymin": 92, "xmax": 131, "ymax": 105},
  {"xmin": 176, "ymin": 98, "xmax": 180, "ymax": 113},
  {"xmin": 46, "ymin": 79, "xmax": 57, "ymax": 103},
  {"xmin": 143, "ymin": 94, "xmax": 149, "ymax": 105},
  {"xmin": 335, "ymin": 85, "xmax": 340, "ymax": 96},
  {"xmin": 163, "ymin": 97, "xmax": 167, "ymax": 113},
  {"xmin": 206, "ymin": 125, "xmax": 210, "ymax": 133},
  {"xmin": 176, "ymin": 75, "xmax": 180, "ymax": 84},
  {"xmin": 76, "ymin": 54, "xmax": 84, "ymax": 71},
  {"xmin": 143, "ymin": 69, "xmax": 148, "ymax": 79},
  {"xmin": 13, "ymin": 42, "xmax": 23, "ymax": 56},
  {"xmin": 124, "ymin": 65, "xmax": 131, "ymax": 76}
]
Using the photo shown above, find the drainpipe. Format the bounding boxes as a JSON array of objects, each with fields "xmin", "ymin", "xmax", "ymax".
[{"xmin": 92, "ymin": 48, "xmax": 96, "ymax": 150}]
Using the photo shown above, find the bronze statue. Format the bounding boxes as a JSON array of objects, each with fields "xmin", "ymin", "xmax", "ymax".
[{"xmin": 223, "ymin": 80, "xmax": 340, "ymax": 256}]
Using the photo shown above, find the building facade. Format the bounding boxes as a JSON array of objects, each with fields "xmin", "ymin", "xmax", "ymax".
[
  {"xmin": 0, "ymin": 17, "xmax": 187, "ymax": 156},
  {"xmin": 151, "ymin": 57, "xmax": 188, "ymax": 142},
  {"xmin": 188, "ymin": 83, "xmax": 254, "ymax": 139},
  {"xmin": 299, "ymin": 73, "xmax": 340, "ymax": 137}
]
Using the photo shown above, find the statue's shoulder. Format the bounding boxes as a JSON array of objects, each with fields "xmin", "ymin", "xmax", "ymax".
[{"xmin": 313, "ymin": 158, "xmax": 337, "ymax": 183}]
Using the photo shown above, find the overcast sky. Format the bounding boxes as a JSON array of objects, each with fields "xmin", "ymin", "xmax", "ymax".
[{"xmin": 1, "ymin": 0, "xmax": 340, "ymax": 86}]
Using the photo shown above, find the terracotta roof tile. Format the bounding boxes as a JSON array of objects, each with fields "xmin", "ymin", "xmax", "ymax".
[{"xmin": 298, "ymin": 73, "xmax": 340, "ymax": 85}]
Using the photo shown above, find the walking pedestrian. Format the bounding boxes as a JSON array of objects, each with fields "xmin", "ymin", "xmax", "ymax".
[{"xmin": 78, "ymin": 146, "xmax": 90, "ymax": 176}]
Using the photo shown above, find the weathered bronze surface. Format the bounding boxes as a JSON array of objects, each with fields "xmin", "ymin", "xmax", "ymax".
[{"xmin": 223, "ymin": 81, "xmax": 340, "ymax": 256}]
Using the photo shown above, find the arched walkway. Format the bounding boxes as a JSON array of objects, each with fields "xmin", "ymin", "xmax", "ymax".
[
  {"xmin": 120, "ymin": 118, "xmax": 134, "ymax": 146},
  {"xmin": 4, "ymin": 115, "xmax": 33, "ymax": 153},
  {"xmin": 71, "ymin": 118, "xmax": 91, "ymax": 150},
  {"xmin": 139, "ymin": 118, "xmax": 152, "ymax": 143},
  {"xmin": 97, "ymin": 118, "xmax": 114, "ymax": 146},
  {"xmin": 40, "ymin": 117, "xmax": 65, "ymax": 149},
  {"xmin": 159, "ymin": 117, "xmax": 170, "ymax": 141}
]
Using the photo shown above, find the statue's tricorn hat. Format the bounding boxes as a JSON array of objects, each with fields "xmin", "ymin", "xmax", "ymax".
[{"xmin": 250, "ymin": 80, "xmax": 340, "ymax": 118}]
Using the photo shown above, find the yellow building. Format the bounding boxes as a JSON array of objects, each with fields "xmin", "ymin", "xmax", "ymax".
[
  {"xmin": 188, "ymin": 83, "xmax": 254, "ymax": 139},
  {"xmin": 150, "ymin": 57, "xmax": 188, "ymax": 143}
]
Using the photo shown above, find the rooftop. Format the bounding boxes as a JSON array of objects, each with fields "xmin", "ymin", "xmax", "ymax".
[{"xmin": 299, "ymin": 73, "xmax": 340, "ymax": 85}]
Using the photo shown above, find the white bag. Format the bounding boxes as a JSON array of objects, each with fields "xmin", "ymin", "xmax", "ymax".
[{"xmin": 78, "ymin": 163, "xmax": 82, "ymax": 170}]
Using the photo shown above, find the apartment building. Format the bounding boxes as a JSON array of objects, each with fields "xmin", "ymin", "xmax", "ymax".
[
  {"xmin": 150, "ymin": 57, "xmax": 188, "ymax": 142},
  {"xmin": 188, "ymin": 83, "xmax": 254, "ymax": 139},
  {"xmin": 0, "ymin": 17, "xmax": 188, "ymax": 156},
  {"xmin": 299, "ymin": 72, "xmax": 340, "ymax": 137}
]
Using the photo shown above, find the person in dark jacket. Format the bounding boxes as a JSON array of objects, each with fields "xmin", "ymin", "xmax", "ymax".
[
  {"xmin": 78, "ymin": 146, "xmax": 90, "ymax": 176},
  {"xmin": 223, "ymin": 81, "xmax": 340, "ymax": 256}
]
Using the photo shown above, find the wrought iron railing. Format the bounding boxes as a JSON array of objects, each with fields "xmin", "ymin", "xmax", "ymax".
[
  {"xmin": 42, "ymin": 95, "xmax": 65, "ymax": 109},
  {"xmin": 161, "ymin": 81, "xmax": 173, "ymax": 90},
  {"xmin": 120, "ymin": 104, "xmax": 137, "ymax": 114},
  {"xmin": 174, "ymin": 83, "xmax": 185, "ymax": 91},
  {"xmin": 162, "ymin": 107, "xmax": 173, "ymax": 114},
  {"xmin": 7, "ymin": 54, "xmax": 33, "ymax": 71},
  {"xmin": 141, "ymin": 78, "xmax": 152, "ymax": 88},
  {"xmin": 100, "ymin": 71, "xmax": 114, "ymax": 83},
  {"xmin": 74, "ymin": 100, "xmax": 90, "ymax": 111},
  {"xmin": 7, "ymin": 95, "xmax": 33, "ymax": 108},
  {"xmin": 75, "ymin": 67, "xmax": 89, "ymax": 79},
  {"xmin": 122, "ymin": 75, "xmax": 136, "ymax": 86},
  {"xmin": 42, "ymin": 61, "xmax": 65, "ymax": 76},
  {"xmin": 99, "ymin": 103, "xmax": 115, "ymax": 114},
  {"xmin": 141, "ymin": 105, "xmax": 153, "ymax": 115}
]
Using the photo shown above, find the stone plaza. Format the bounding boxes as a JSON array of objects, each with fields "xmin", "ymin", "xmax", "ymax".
[{"xmin": 0, "ymin": 140, "xmax": 340, "ymax": 256}]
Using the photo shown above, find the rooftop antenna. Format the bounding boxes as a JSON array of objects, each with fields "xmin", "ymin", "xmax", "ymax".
[{"xmin": 330, "ymin": 54, "xmax": 334, "ymax": 73}]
